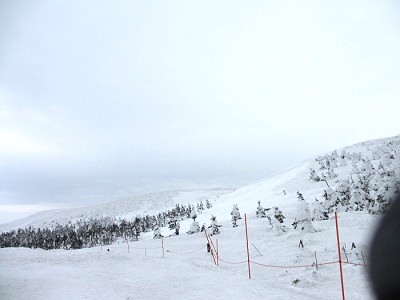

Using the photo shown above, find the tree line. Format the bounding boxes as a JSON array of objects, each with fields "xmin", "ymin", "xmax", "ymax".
[{"xmin": 0, "ymin": 199, "xmax": 213, "ymax": 250}]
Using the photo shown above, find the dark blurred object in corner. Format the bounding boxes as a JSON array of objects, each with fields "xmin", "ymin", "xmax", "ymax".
[{"xmin": 369, "ymin": 193, "xmax": 400, "ymax": 300}]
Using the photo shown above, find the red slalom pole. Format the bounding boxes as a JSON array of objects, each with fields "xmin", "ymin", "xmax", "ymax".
[
  {"xmin": 208, "ymin": 233, "xmax": 217, "ymax": 265},
  {"xmin": 244, "ymin": 213, "xmax": 251, "ymax": 279},
  {"xmin": 204, "ymin": 230, "xmax": 216, "ymax": 265},
  {"xmin": 335, "ymin": 212, "xmax": 345, "ymax": 300}
]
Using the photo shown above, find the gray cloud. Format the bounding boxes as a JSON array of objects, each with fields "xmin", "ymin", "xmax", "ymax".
[{"xmin": 1, "ymin": 1, "xmax": 400, "ymax": 223}]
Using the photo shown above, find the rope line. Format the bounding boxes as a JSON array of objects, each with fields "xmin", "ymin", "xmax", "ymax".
[
  {"xmin": 165, "ymin": 245, "xmax": 206, "ymax": 255},
  {"xmin": 342, "ymin": 261, "xmax": 367, "ymax": 267},
  {"xmin": 250, "ymin": 260, "xmax": 315, "ymax": 269},
  {"xmin": 218, "ymin": 257, "xmax": 248, "ymax": 265},
  {"xmin": 317, "ymin": 261, "xmax": 339, "ymax": 266},
  {"xmin": 130, "ymin": 246, "xmax": 162, "ymax": 250},
  {"xmin": 251, "ymin": 260, "xmax": 336, "ymax": 269}
]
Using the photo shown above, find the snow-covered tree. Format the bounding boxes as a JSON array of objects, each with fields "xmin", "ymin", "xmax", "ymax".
[
  {"xmin": 231, "ymin": 204, "xmax": 241, "ymax": 228},
  {"xmin": 190, "ymin": 209, "xmax": 197, "ymax": 221},
  {"xmin": 231, "ymin": 204, "xmax": 241, "ymax": 220},
  {"xmin": 273, "ymin": 206, "xmax": 285, "ymax": 223},
  {"xmin": 351, "ymin": 152, "xmax": 362, "ymax": 164},
  {"xmin": 331, "ymin": 150, "xmax": 339, "ymax": 168},
  {"xmin": 311, "ymin": 198, "xmax": 329, "ymax": 220},
  {"xmin": 168, "ymin": 216, "xmax": 179, "ymax": 230},
  {"xmin": 316, "ymin": 156, "xmax": 327, "ymax": 170},
  {"xmin": 349, "ymin": 177, "xmax": 366, "ymax": 211},
  {"xmin": 352, "ymin": 162, "xmax": 360, "ymax": 174},
  {"xmin": 270, "ymin": 209, "xmax": 289, "ymax": 235},
  {"xmin": 336, "ymin": 179, "xmax": 351, "ymax": 209},
  {"xmin": 210, "ymin": 215, "xmax": 220, "ymax": 235},
  {"xmin": 322, "ymin": 187, "xmax": 340, "ymax": 212},
  {"xmin": 256, "ymin": 201, "xmax": 266, "ymax": 218},
  {"xmin": 326, "ymin": 167, "xmax": 338, "ymax": 179},
  {"xmin": 309, "ymin": 168, "xmax": 321, "ymax": 182},
  {"xmin": 197, "ymin": 200, "xmax": 204, "ymax": 213},
  {"xmin": 232, "ymin": 217, "xmax": 238, "ymax": 228},
  {"xmin": 340, "ymin": 150, "xmax": 348, "ymax": 160},
  {"xmin": 187, "ymin": 220, "xmax": 200, "ymax": 234},
  {"xmin": 370, "ymin": 166, "xmax": 398, "ymax": 213},
  {"xmin": 153, "ymin": 226, "xmax": 163, "ymax": 239},
  {"xmin": 292, "ymin": 192, "xmax": 315, "ymax": 233},
  {"xmin": 340, "ymin": 156, "xmax": 347, "ymax": 167},
  {"xmin": 320, "ymin": 172, "xmax": 327, "ymax": 182},
  {"xmin": 361, "ymin": 158, "xmax": 374, "ymax": 181},
  {"xmin": 206, "ymin": 199, "xmax": 212, "ymax": 209}
]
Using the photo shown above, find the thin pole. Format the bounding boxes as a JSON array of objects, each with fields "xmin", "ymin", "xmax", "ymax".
[
  {"xmin": 216, "ymin": 239, "xmax": 219, "ymax": 266},
  {"xmin": 361, "ymin": 250, "xmax": 366, "ymax": 267},
  {"xmin": 244, "ymin": 214, "xmax": 251, "ymax": 279},
  {"xmin": 335, "ymin": 212, "xmax": 345, "ymax": 300},
  {"xmin": 342, "ymin": 246, "xmax": 349, "ymax": 262},
  {"xmin": 314, "ymin": 251, "xmax": 318, "ymax": 270},
  {"xmin": 208, "ymin": 233, "xmax": 217, "ymax": 265},
  {"xmin": 204, "ymin": 230, "xmax": 216, "ymax": 265},
  {"xmin": 252, "ymin": 243, "xmax": 263, "ymax": 256}
]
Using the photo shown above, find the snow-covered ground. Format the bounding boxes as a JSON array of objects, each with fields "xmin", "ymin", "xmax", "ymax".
[
  {"xmin": 1, "ymin": 135, "xmax": 398, "ymax": 299},
  {"xmin": 0, "ymin": 211, "xmax": 376, "ymax": 299}
]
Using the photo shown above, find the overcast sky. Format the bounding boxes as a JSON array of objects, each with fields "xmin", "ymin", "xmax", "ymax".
[{"xmin": 1, "ymin": 1, "xmax": 400, "ymax": 224}]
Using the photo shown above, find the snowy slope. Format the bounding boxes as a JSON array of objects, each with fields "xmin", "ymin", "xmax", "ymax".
[
  {"xmin": 0, "ymin": 211, "xmax": 376, "ymax": 299},
  {"xmin": 2, "ymin": 135, "xmax": 398, "ymax": 233},
  {"xmin": 191, "ymin": 135, "xmax": 399, "ymax": 228},
  {"xmin": 1, "ymin": 135, "xmax": 399, "ymax": 299},
  {"xmin": 0, "ymin": 188, "xmax": 234, "ymax": 232}
]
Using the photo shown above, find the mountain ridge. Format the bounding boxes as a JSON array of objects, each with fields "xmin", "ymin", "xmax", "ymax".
[{"xmin": 2, "ymin": 134, "xmax": 399, "ymax": 235}]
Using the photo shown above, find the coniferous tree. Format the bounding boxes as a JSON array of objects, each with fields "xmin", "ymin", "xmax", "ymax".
[
  {"xmin": 256, "ymin": 201, "xmax": 266, "ymax": 218},
  {"xmin": 187, "ymin": 220, "xmax": 200, "ymax": 234},
  {"xmin": 153, "ymin": 226, "xmax": 163, "ymax": 239},
  {"xmin": 311, "ymin": 198, "xmax": 329, "ymax": 220},
  {"xmin": 309, "ymin": 168, "xmax": 321, "ymax": 182},
  {"xmin": 273, "ymin": 207, "xmax": 285, "ymax": 223},
  {"xmin": 210, "ymin": 215, "xmax": 220, "ymax": 235},
  {"xmin": 336, "ymin": 179, "xmax": 351, "ymax": 209},
  {"xmin": 206, "ymin": 199, "xmax": 212, "ymax": 209},
  {"xmin": 190, "ymin": 209, "xmax": 197, "ymax": 221},
  {"xmin": 231, "ymin": 204, "xmax": 241, "ymax": 227},
  {"xmin": 322, "ymin": 187, "xmax": 340, "ymax": 212},
  {"xmin": 292, "ymin": 192, "xmax": 315, "ymax": 233}
]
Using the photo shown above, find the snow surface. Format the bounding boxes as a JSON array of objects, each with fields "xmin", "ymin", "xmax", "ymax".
[
  {"xmin": 0, "ymin": 212, "xmax": 376, "ymax": 299},
  {"xmin": 1, "ymin": 135, "xmax": 399, "ymax": 299}
]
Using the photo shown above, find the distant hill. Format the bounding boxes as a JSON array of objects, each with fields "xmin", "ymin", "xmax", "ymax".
[
  {"xmin": 0, "ymin": 188, "xmax": 234, "ymax": 232},
  {"xmin": 1, "ymin": 134, "xmax": 399, "ymax": 237}
]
